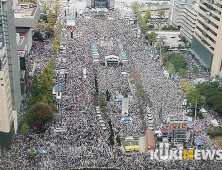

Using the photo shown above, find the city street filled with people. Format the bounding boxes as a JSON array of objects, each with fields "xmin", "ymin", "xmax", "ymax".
[{"xmin": 1, "ymin": 1, "xmax": 222, "ymax": 170}]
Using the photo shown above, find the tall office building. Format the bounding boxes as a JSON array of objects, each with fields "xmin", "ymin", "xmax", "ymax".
[
  {"xmin": 180, "ymin": 3, "xmax": 199, "ymax": 43},
  {"xmin": 0, "ymin": 0, "xmax": 22, "ymax": 148},
  {"xmin": 191, "ymin": 0, "xmax": 222, "ymax": 76},
  {"xmin": 0, "ymin": 0, "xmax": 40, "ymax": 148},
  {"xmin": 169, "ymin": 0, "xmax": 194, "ymax": 28}
]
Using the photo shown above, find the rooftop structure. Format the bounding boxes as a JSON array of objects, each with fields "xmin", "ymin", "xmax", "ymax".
[{"xmin": 14, "ymin": 4, "xmax": 41, "ymax": 27}]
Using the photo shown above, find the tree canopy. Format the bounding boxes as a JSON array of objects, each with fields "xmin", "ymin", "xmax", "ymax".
[
  {"xmin": 26, "ymin": 58, "xmax": 56, "ymax": 129},
  {"xmin": 196, "ymin": 82, "xmax": 222, "ymax": 114},
  {"xmin": 52, "ymin": 34, "xmax": 60, "ymax": 54},
  {"xmin": 163, "ymin": 53, "xmax": 188, "ymax": 72},
  {"xmin": 179, "ymin": 79, "xmax": 193, "ymax": 93},
  {"xmin": 143, "ymin": 10, "xmax": 151, "ymax": 23},
  {"xmin": 131, "ymin": 1, "xmax": 140, "ymax": 14},
  {"xmin": 28, "ymin": 101, "xmax": 53, "ymax": 127},
  {"xmin": 167, "ymin": 63, "xmax": 176, "ymax": 75},
  {"xmin": 33, "ymin": 31, "xmax": 43, "ymax": 41},
  {"xmin": 187, "ymin": 88, "xmax": 204, "ymax": 108},
  {"xmin": 145, "ymin": 32, "xmax": 157, "ymax": 45}
]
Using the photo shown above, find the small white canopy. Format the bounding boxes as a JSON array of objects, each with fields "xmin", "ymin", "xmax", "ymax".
[{"xmin": 105, "ymin": 55, "xmax": 120, "ymax": 61}]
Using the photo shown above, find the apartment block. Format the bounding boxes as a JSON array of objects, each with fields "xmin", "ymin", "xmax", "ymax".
[
  {"xmin": 180, "ymin": 3, "xmax": 199, "ymax": 42},
  {"xmin": 191, "ymin": 0, "xmax": 222, "ymax": 76},
  {"xmin": 169, "ymin": 0, "xmax": 194, "ymax": 28}
]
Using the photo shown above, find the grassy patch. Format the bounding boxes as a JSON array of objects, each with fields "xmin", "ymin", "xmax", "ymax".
[{"xmin": 211, "ymin": 136, "xmax": 222, "ymax": 148}]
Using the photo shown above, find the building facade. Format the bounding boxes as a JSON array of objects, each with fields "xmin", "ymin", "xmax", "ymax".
[
  {"xmin": 86, "ymin": 0, "xmax": 115, "ymax": 8},
  {"xmin": 0, "ymin": 34, "xmax": 13, "ymax": 134},
  {"xmin": 191, "ymin": 0, "xmax": 222, "ymax": 76},
  {"xmin": 169, "ymin": 0, "xmax": 193, "ymax": 28},
  {"xmin": 180, "ymin": 3, "xmax": 198, "ymax": 42},
  {"xmin": 0, "ymin": 0, "xmax": 21, "ymax": 149},
  {"xmin": 0, "ymin": 0, "xmax": 39, "ymax": 148}
]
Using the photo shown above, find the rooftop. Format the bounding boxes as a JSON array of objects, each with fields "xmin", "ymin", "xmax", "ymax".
[{"xmin": 14, "ymin": 4, "xmax": 38, "ymax": 19}]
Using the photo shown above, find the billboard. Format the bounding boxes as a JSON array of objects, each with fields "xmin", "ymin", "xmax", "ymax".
[{"xmin": 169, "ymin": 121, "xmax": 187, "ymax": 131}]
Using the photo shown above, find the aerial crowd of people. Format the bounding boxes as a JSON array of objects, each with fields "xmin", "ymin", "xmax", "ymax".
[{"xmin": 1, "ymin": 2, "xmax": 222, "ymax": 170}]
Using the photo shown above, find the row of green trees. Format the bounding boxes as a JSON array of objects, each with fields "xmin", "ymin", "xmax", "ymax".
[
  {"xmin": 41, "ymin": 0, "xmax": 60, "ymax": 38},
  {"xmin": 180, "ymin": 80, "xmax": 222, "ymax": 117},
  {"xmin": 20, "ymin": 58, "xmax": 56, "ymax": 134},
  {"xmin": 131, "ymin": 2, "xmax": 151, "ymax": 34},
  {"xmin": 196, "ymin": 82, "xmax": 222, "ymax": 114},
  {"xmin": 163, "ymin": 53, "xmax": 188, "ymax": 75},
  {"xmin": 162, "ymin": 52, "xmax": 199, "ymax": 78},
  {"xmin": 179, "ymin": 79, "xmax": 204, "ymax": 108}
]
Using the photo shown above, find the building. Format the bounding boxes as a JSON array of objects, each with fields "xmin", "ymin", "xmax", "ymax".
[
  {"xmin": 14, "ymin": 3, "xmax": 41, "ymax": 54},
  {"xmin": 0, "ymin": 0, "xmax": 40, "ymax": 149},
  {"xmin": 169, "ymin": 0, "xmax": 193, "ymax": 28},
  {"xmin": 191, "ymin": 0, "xmax": 222, "ymax": 76},
  {"xmin": 0, "ymin": 33, "xmax": 15, "ymax": 149},
  {"xmin": 86, "ymin": 0, "xmax": 115, "ymax": 8},
  {"xmin": 145, "ymin": 129, "xmax": 155, "ymax": 151},
  {"xmin": 0, "ymin": 0, "xmax": 21, "ymax": 148},
  {"xmin": 180, "ymin": 3, "xmax": 199, "ymax": 42}
]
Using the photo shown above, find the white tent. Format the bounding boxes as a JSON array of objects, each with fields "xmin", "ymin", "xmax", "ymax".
[
  {"xmin": 200, "ymin": 108, "xmax": 207, "ymax": 117},
  {"xmin": 211, "ymin": 119, "xmax": 219, "ymax": 127}
]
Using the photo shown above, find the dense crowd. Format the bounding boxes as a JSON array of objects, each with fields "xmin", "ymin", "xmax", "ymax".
[{"xmin": 1, "ymin": 2, "xmax": 222, "ymax": 170}]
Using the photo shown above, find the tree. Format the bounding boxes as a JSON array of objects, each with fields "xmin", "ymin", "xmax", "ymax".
[
  {"xmin": 158, "ymin": 10, "xmax": 165, "ymax": 18},
  {"xmin": 137, "ymin": 13, "xmax": 148, "ymax": 33},
  {"xmin": 148, "ymin": 24, "xmax": 155, "ymax": 29},
  {"xmin": 42, "ymin": 4, "xmax": 49, "ymax": 14},
  {"xmin": 131, "ymin": 1, "xmax": 140, "ymax": 14},
  {"xmin": 33, "ymin": 31, "xmax": 43, "ymax": 41},
  {"xmin": 116, "ymin": 136, "xmax": 121, "ymax": 146},
  {"xmin": 181, "ymin": 36, "xmax": 188, "ymax": 45},
  {"xmin": 106, "ymin": 90, "xmax": 111, "ymax": 101},
  {"xmin": 167, "ymin": 63, "xmax": 176, "ymax": 75},
  {"xmin": 100, "ymin": 98, "xmax": 107, "ymax": 106},
  {"xmin": 40, "ymin": 14, "xmax": 47, "ymax": 22},
  {"xmin": 179, "ymin": 79, "xmax": 192, "ymax": 93},
  {"xmin": 52, "ymin": 34, "xmax": 60, "ymax": 54},
  {"xmin": 163, "ymin": 53, "xmax": 188, "ymax": 72},
  {"xmin": 145, "ymin": 32, "xmax": 157, "ymax": 45},
  {"xmin": 192, "ymin": 66, "xmax": 199, "ymax": 75},
  {"xmin": 57, "ymin": 20, "xmax": 63, "ymax": 33},
  {"xmin": 21, "ymin": 123, "xmax": 29, "ymax": 135},
  {"xmin": 27, "ymin": 151, "xmax": 39, "ymax": 159},
  {"xmin": 187, "ymin": 88, "xmax": 204, "ymax": 108},
  {"xmin": 144, "ymin": 10, "xmax": 151, "ymax": 23},
  {"xmin": 47, "ymin": 12, "xmax": 57, "ymax": 25},
  {"xmin": 28, "ymin": 102, "xmax": 53, "ymax": 128},
  {"xmin": 178, "ymin": 68, "xmax": 188, "ymax": 78},
  {"xmin": 45, "ymin": 24, "xmax": 54, "ymax": 38},
  {"xmin": 101, "ymin": 106, "xmax": 108, "ymax": 113},
  {"xmin": 53, "ymin": 1, "xmax": 60, "ymax": 14},
  {"xmin": 178, "ymin": 44, "xmax": 183, "ymax": 50}
]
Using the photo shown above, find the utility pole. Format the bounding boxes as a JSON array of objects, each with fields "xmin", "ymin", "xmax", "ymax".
[
  {"xmin": 194, "ymin": 96, "xmax": 197, "ymax": 119},
  {"xmin": 194, "ymin": 96, "xmax": 197, "ymax": 133}
]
